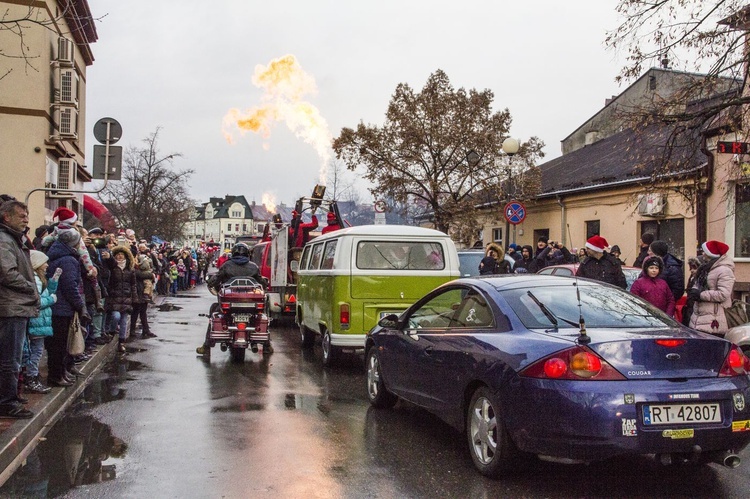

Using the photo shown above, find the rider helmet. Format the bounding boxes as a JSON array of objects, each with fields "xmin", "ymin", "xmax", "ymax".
[{"xmin": 231, "ymin": 242, "xmax": 250, "ymax": 258}]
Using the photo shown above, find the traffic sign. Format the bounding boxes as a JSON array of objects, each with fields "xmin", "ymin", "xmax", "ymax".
[
  {"xmin": 374, "ymin": 200, "xmax": 386, "ymax": 213},
  {"xmin": 93, "ymin": 117, "xmax": 122, "ymax": 144},
  {"xmin": 504, "ymin": 201, "xmax": 526, "ymax": 225}
]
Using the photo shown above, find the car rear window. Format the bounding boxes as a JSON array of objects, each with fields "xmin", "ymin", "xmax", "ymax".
[
  {"xmin": 356, "ymin": 241, "xmax": 445, "ymax": 270},
  {"xmin": 501, "ymin": 283, "xmax": 678, "ymax": 329}
]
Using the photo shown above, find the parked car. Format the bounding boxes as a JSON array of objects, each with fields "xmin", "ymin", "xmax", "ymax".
[
  {"xmin": 726, "ymin": 320, "xmax": 750, "ymax": 356},
  {"xmin": 537, "ymin": 263, "xmax": 642, "ymax": 291},
  {"xmin": 365, "ymin": 275, "xmax": 750, "ymax": 477},
  {"xmin": 458, "ymin": 249, "xmax": 484, "ymax": 277}
]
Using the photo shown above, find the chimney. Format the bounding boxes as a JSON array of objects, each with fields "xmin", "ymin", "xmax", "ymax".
[{"xmin": 604, "ymin": 95, "xmax": 617, "ymax": 106}]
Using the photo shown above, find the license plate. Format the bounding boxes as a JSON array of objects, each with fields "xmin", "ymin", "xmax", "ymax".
[
  {"xmin": 233, "ymin": 314, "xmax": 251, "ymax": 322},
  {"xmin": 642, "ymin": 403, "xmax": 721, "ymax": 425}
]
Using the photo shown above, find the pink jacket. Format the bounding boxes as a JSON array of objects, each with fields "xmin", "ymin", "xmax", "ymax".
[{"xmin": 630, "ymin": 274, "xmax": 676, "ymax": 317}]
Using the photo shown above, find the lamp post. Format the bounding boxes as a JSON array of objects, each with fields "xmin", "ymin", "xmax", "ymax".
[{"xmin": 501, "ymin": 138, "xmax": 520, "ymax": 247}]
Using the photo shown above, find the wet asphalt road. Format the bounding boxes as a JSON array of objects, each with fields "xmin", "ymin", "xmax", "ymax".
[{"xmin": 3, "ymin": 284, "xmax": 750, "ymax": 498}]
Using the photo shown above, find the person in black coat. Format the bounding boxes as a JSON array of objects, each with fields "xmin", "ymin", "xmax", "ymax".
[
  {"xmin": 649, "ymin": 240, "xmax": 685, "ymax": 301},
  {"xmin": 104, "ymin": 246, "xmax": 137, "ymax": 352},
  {"xmin": 633, "ymin": 233, "xmax": 655, "ymax": 268},
  {"xmin": 45, "ymin": 230, "xmax": 88, "ymax": 387},
  {"xmin": 576, "ymin": 235, "xmax": 627, "ymax": 289}
]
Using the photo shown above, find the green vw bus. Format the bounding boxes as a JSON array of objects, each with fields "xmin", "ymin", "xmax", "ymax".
[{"xmin": 296, "ymin": 225, "xmax": 459, "ymax": 366}]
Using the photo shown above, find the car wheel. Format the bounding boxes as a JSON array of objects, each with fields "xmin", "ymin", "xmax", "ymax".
[
  {"xmin": 230, "ymin": 347, "xmax": 246, "ymax": 362},
  {"xmin": 321, "ymin": 329, "xmax": 338, "ymax": 367},
  {"xmin": 300, "ymin": 323, "xmax": 315, "ymax": 349},
  {"xmin": 366, "ymin": 347, "xmax": 397, "ymax": 408},
  {"xmin": 467, "ymin": 386, "xmax": 516, "ymax": 477}
]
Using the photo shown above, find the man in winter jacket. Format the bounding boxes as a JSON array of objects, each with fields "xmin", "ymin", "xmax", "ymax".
[
  {"xmin": 648, "ymin": 240, "xmax": 684, "ymax": 301},
  {"xmin": 576, "ymin": 235, "xmax": 627, "ymax": 289},
  {"xmin": 633, "ymin": 232, "xmax": 655, "ymax": 268},
  {"xmin": 0, "ymin": 201, "xmax": 40, "ymax": 418}
]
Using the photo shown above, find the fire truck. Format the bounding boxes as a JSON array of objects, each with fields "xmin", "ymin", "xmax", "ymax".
[{"xmin": 251, "ymin": 185, "xmax": 345, "ymax": 324}]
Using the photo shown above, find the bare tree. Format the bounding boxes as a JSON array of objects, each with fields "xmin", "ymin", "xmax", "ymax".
[
  {"xmin": 99, "ymin": 128, "xmax": 194, "ymax": 242},
  {"xmin": 606, "ymin": 1, "xmax": 750, "ymax": 172},
  {"xmin": 333, "ymin": 69, "xmax": 544, "ymax": 236}
]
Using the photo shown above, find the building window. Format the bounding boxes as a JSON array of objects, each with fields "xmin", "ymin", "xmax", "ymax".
[
  {"xmin": 226, "ymin": 224, "xmax": 231, "ymax": 232},
  {"xmin": 492, "ymin": 228, "xmax": 503, "ymax": 245},
  {"xmin": 585, "ymin": 220, "xmax": 600, "ymax": 240},
  {"xmin": 641, "ymin": 218, "xmax": 685, "ymax": 261},
  {"xmin": 735, "ymin": 184, "xmax": 750, "ymax": 257},
  {"xmin": 232, "ymin": 210, "xmax": 242, "ymax": 217},
  {"xmin": 242, "ymin": 224, "xmax": 247, "ymax": 233},
  {"xmin": 235, "ymin": 224, "xmax": 240, "ymax": 232}
]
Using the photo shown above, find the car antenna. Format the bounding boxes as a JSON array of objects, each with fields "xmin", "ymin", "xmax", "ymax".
[{"xmin": 567, "ymin": 223, "xmax": 590, "ymax": 344}]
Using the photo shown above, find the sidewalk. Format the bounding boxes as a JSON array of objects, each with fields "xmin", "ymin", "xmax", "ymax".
[{"xmin": 0, "ymin": 296, "xmax": 167, "ymax": 485}]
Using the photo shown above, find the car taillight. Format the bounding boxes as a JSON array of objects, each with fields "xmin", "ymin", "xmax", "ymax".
[
  {"xmin": 340, "ymin": 303, "xmax": 350, "ymax": 326},
  {"xmin": 719, "ymin": 345, "xmax": 750, "ymax": 377},
  {"xmin": 521, "ymin": 346, "xmax": 626, "ymax": 380},
  {"xmin": 237, "ymin": 322, "xmax": 247, "ymax": 331},
  {"xmin": 221, "ymin": 303, "xmax": 230, "ymax": 311},
  {"xmin": 655, "ymin": 339, "xmax": 687, "ymax": 348}
]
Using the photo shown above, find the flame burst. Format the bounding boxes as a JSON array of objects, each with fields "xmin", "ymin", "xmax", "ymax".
[
  {"xmin": 223, "ymin": 55, "xmax": 332, "ymax": 183},
  {"xmin": 261, "ymin": 192, "xmax": 277, "ymax": 214}
]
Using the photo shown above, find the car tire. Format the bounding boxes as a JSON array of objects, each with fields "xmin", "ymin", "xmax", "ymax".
[
  {"xmin": 466, "ymin": 386, "xmax": 516, "ymax": 478},
  {"xmin": 321, "ymin": 329, "xmax": 338, "ymax": 367},
  {"xmin": 300, "ymin": 323, "xmax": 315, "ymax": 349},
  {"xmin": 366, "ymin": 347, "xmax": 397, "ymax": 408}
]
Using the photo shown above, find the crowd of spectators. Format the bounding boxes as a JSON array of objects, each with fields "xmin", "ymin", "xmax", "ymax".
[{"xmin": 0, "ymin": 195, "xmax": 214, "ymax": 419}]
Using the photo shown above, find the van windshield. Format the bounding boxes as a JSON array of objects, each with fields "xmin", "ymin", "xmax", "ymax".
[{"xmin": 356, "ymin": 241, "xmax": 445, "ymax": 270}]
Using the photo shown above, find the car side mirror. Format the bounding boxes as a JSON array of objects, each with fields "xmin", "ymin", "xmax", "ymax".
[{"xmin": 378, "ymin": 314, "xmax": 399, "ymax": 329}]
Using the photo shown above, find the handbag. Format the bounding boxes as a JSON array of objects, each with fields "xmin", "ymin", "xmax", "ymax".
[
  {"xmin": 67, "ymin": 312, "xmax": 86, "ymax": 356},
  {"xmin": 724, "ymin": 300, "xmax": 749, "ymax": 330}
]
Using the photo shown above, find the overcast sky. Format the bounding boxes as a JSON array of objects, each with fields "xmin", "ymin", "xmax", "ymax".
[{"xmin": 86, "ymin": 0, "xmax": 629, "ymax": 209}]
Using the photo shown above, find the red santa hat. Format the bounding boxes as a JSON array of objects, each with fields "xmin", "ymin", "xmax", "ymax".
[
  {"xmin": 702, "ymin": 240, "xmax": 729, "ymax": 258},
  {"xmin": 53, "ymin": 206, "xmax": 77, "ymax": 225},
  {"xmin": 585, "ymin": 235, "xmax": 609, "ymax": 253}
]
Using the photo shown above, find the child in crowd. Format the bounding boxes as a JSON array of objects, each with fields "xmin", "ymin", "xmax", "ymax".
[
  {"xmin": 24, "ymin": 251, "xmax": 61, "ymax": 394},
  {"xmin": 630, "ymin": 255, "xmax": 675, "ymax": 316},
  {"xmin": 169, "ymin": 262, "xmax": 179, "ymax": 296}
]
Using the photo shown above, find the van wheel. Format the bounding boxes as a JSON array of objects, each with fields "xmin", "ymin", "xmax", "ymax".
[
  {"xmin": 321, "ymin": 330, "xmax": 338, "ymax": 367},
  {"xmin": 300, "ymin": 324, "xmax": 315, "ymax": 349}
]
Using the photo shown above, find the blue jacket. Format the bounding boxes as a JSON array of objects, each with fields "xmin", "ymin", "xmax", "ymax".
[
  {"xmin": 46, "ymin": 239, "xmax": 85, "ymax": 317},
  {"xmin": 27, "ymin": 275, "xmax": 58, "ymax": 337}
]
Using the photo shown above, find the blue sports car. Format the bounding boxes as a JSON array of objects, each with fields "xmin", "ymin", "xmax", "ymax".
[{"xmin": 365, "ymin": 275, "xmax": 750, "ymax": 477}]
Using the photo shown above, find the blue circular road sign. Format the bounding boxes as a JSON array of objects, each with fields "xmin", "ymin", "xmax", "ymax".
[{"xmin": 504, "ymin": 201, "xmax": 526, "ymax": 225}]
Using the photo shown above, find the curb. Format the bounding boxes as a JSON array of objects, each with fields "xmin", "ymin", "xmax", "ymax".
[{"xmin": 0, "ymin": 334, "xmax": 118, "ymax": 486}]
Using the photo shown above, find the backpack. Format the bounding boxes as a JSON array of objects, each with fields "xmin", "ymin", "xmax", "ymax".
[{"xmin": 724, "ymin": 300, "xmax": 749, "ymax": 329}]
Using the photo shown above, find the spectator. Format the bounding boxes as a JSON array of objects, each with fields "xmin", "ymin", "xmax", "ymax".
[
  {"xmin": 169, "ymin": 262, "xmax": 179, "ymax": 296},
  {"xmin": 479, "ymin": 243, "xmax": 510, "ymax": 275},
  {"xmin": 0, "ymin": 200, "xmax": 40, "ymax": 418},
  {"xmin": 45, "ymin": 228, "xmax": 88, "ymax": 387},
  {"xmin": 130, "ymin": 246, "xmax": 156, "ymax": 340},
  {"xmin": 630, "ymin": 256, "xmax": 675, "ymax": 316},
  {"xmin": 576, "ymin": 247, "xmax": 587, "ymax": 263},
  {"xmin": 688, "ymin": 240, "xmax": 735, "ymax": 336},
  {"xmin": 32, "ymin": 225, "xmax": 51, "ymax": 250},
  {"xmin": 576, "ymin": 235, "xmax": 627, "ymax": 289},
  {"xmin": 507, "ymin": 243, "xmax": 522, "ymax": 262},
  {"xmin": 680, "ymin": 257, "xmax": 701, "ymax": 327},
  {"xmin": 24, "ymin": 250, "xmax": 58, "ymax": 394},
  {"xmin": 534, "ymin": 236, "xmax": 549, "ymax": 259},
  {"xmin": 513, "ymin": 245, "xmax": 538, "ymax": 274},
  {"xmin": 633, "ymin": 233, "xmax": 655, "ymax": 268},
  {"xmin": 648, "ymin": 240, "xmax": 684, "ymax": 301},
  {"xmin": 105, "ymin": 246, "xmax": 137, "ymax": 353},
  {"xmin": 610, "ymin": 245, "xmax": 625, "ymax": 265},
  {"xmin": 177, "ymin": 258, "xmax": 187, "ymax": 290}
]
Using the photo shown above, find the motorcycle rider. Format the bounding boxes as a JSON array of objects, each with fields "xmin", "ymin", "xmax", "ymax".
[{"xmin": 196, "ymin": 243, "xmax": 267, "ymax": 355}]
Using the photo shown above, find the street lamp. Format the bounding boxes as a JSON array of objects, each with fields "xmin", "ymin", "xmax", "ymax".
[{"xmin": 501, "ymin": 138, "xmax": 520, "ymax": 247}]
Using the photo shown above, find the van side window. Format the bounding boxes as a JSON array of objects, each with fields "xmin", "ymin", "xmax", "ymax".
[
  {"xmin": 309, "ymin": 243, "xmax": 324, "ymax": 270},
  {"xmin": 300, "ymin": 247, "xmax": 312, "ymax": 270},
  {"xmin": 356, "ymin": 241, "xmax": 446, "ymax": 270},
  {"xmin": 321, "ymin": 240, "xmax": 337, "ymax": 269}
]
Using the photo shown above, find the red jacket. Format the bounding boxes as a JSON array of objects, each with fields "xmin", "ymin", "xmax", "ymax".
[{"xmin": 630, "ymin": 274, "xmax": 676, "ymax": 317}]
